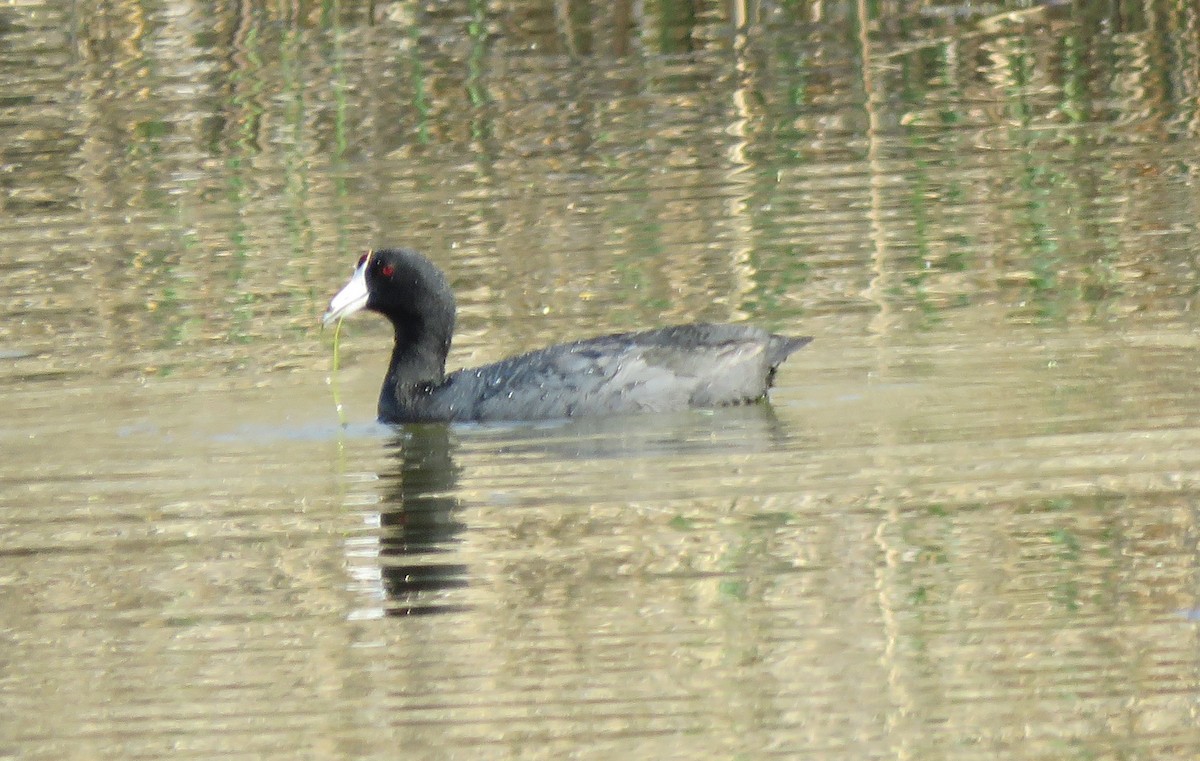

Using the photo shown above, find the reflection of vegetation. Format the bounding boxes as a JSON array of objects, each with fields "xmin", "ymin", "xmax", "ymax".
[
  {"xmin": 743, "ymin": 247, "xmax": 810, "ymax": 318},
  {"xmin": 655, "ymin": 0, "xmax": 698, "ymax": 53},
  {"xmin": 133, "ymin": 118, "xmax": 171, "ymax": 142},
  {"xmin": 404, "ymin": 23, "xmax": 433, "ymax": 145},
  {"xmin": 888, "ymin": 493, "xmax": 1117, "ymax": 626},
  {"xmin": 466, "ymin": 0, "xmax": 491, "ymax": 119},
  {"xmin": 15, "ymin": 0, "xmax": 1195, "ymax": 375},
  {"xmin": 1049, "ymin": 527, "xmax": 1081, "ymax": 559}
]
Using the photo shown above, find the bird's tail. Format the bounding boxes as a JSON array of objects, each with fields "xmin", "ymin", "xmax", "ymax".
[{"xmin": 766, "ymin": 335, "xmax": 813, "ymax": 368}]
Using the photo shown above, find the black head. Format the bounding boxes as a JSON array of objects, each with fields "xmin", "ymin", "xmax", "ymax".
[{"xmin": 323, "ymin": 247, "xmax": 456, "ymax": 351}]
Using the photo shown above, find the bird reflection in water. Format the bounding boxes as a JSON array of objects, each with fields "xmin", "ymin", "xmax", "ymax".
[{"xmin": 377, "ymin": 424, "xmax": 470, "ymax": 616}]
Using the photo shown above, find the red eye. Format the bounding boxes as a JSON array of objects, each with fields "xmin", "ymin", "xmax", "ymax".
[{"xmin": 381, "ymin": 265, "xmax": 395, "ymax": 277}]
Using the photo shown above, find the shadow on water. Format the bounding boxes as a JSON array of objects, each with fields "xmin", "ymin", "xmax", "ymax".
[
  {"xmin": 372, "ymin": 403, "xmax": 800, "ymax": 616},
  {"xmin": 454, "ymin": 401, "xmax": 799, "ymax": 459}
]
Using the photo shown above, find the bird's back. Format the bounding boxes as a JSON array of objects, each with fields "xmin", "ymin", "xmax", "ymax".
[{"xmin": 407, "ymin": 324, "xmax": 811, "ymax": 423}]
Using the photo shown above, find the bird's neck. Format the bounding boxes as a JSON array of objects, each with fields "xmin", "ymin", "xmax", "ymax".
[{"xmin": 379, "ymin": 321, "xmax": 450, "ymax": 418}]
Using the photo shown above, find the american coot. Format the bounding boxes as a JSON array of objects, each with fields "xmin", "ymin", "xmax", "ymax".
[{"xmin": 322, "ymin": 248, "xmax": 812, "ymax": 423}]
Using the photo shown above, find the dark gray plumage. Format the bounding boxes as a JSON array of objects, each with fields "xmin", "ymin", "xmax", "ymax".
[{"xmin": 323, "ymin": 248, "xmax": 811, "ymax": 424}]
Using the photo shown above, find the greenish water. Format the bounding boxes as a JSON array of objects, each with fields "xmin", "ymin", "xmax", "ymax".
[{"xmin": 3, "ymin": 1, "xmax": 1200, "ymax": 759}]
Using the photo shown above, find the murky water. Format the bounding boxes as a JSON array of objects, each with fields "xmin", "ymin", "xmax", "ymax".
[{"xmin": 3, "ymin": 1, "xmax": 1200, "ymax": 758}]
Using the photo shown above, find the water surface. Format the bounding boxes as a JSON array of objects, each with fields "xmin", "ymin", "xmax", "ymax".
[{"xmin": 3, "ymin": 1, "xmax": 1200, "ymax": 758}]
